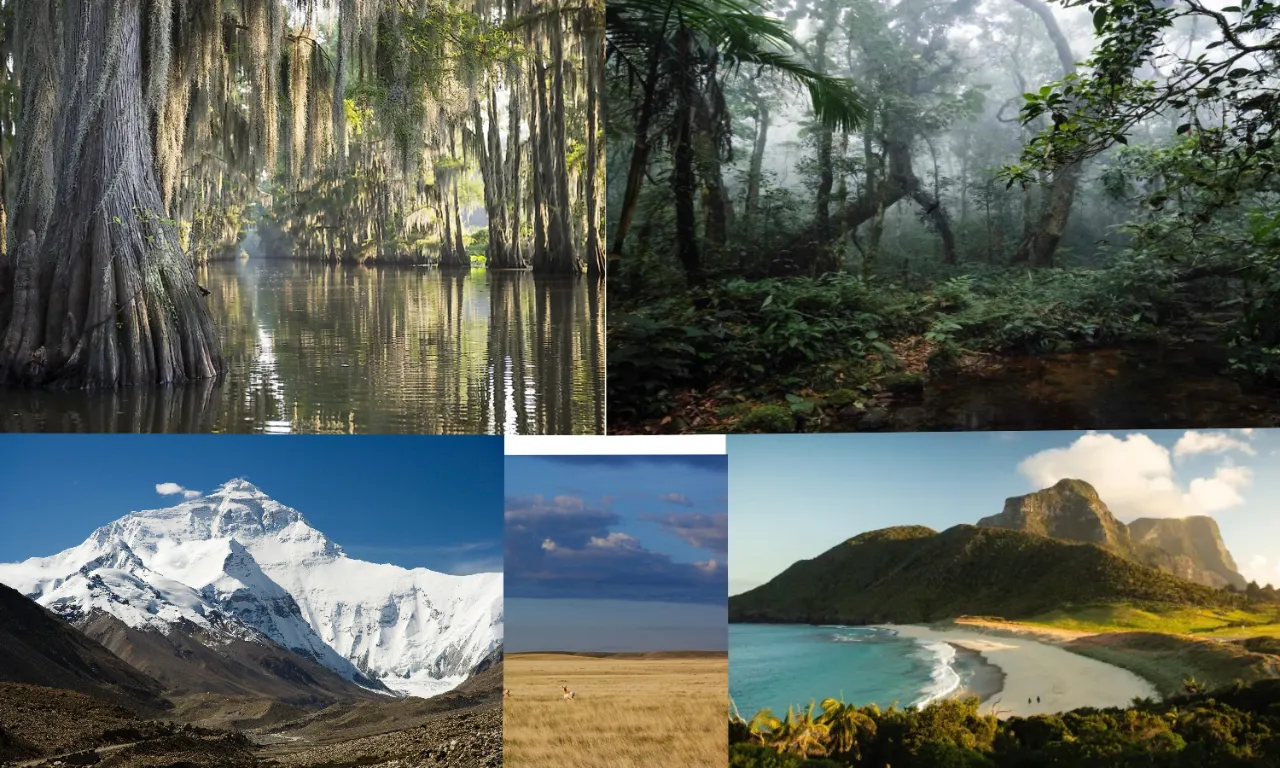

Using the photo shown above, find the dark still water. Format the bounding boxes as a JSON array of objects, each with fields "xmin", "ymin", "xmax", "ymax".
[
  {"xmin": 0, "ymin": 260, "xmax": 604, "ymax": 434},
  {"xmin": 877, "ymin": 345, "xmax": 1280, "ymax": 432}
]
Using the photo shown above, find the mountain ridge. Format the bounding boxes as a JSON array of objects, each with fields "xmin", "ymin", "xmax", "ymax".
[
  {"xmin": 979, "ymin": 479, "xmax": 1246, "ymax": 590},
  {"xmin": 0, "ymin": 478, "xmax": 503, "ymax": 700},
  {"xmin": 729, "ymin": 521, "xmax": 1241, "ymax": 625}
]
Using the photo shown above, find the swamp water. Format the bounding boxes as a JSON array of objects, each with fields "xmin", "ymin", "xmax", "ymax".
[
  {"xmin": 876, "ymin": 344, "xmax": 1280, "ymax": 432},
  {"xmin": 0, "ymin": 260, "xmax": 604, "ymax": 434}
]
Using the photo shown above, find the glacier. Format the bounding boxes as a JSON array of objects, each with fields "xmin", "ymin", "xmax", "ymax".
[{"xmin": 0, "ymin": 478, "xmax": 503, "ymax": 698}]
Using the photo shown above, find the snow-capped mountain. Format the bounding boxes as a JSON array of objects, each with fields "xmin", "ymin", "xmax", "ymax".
[{"xmin": 0, "ymin": 479, "xmax": 503, "ymax": 698}]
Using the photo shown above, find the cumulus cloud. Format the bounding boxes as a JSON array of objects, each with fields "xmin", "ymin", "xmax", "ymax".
[
  {"xmin": 659, "ymin": 493, "xmax": 695, "ymax": 507},
  {"xmin": 1173, "ymin": 430, "xmax": 1256, "ymax": 458},
  {"xmin": 1017, "ymin": 432, "xmax": 1252, "ymax": 519},
  {"xmin": 1241, "ymin": 554, "xmax": 1280, "ymax": 588},
  {"xmin": 641, "ymin": 511, "xmax": 729, "ymax": 556},
  {"xmin": 156, "ymin": 482, "xmax": 201, "ymax": 499},
  {"xmin": 505, "ymin": 494, "xmax": 725, "ymax": 604}
]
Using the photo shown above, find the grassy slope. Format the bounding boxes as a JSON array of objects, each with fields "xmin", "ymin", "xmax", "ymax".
[
  {"xmin": 729, "ymin": 525, "xmax": 1238, "ymax": 625},
  {"xmin": 1025, "ymin": 603, "xmax": 1280, "ymax": 636},
  {"xmin": 1063, "ymin": 632, "xmax": 1280, "ymax": 697}
]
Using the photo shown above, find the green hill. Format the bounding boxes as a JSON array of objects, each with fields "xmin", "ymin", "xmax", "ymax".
[{"xmin": 728, "ymin": 525, "xmax": 1242, "ymax": 625}]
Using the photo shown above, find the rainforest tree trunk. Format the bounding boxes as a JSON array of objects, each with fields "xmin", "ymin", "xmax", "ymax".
[
  {"xmin": 745, "ymin": 91, "xmax": 769, "ymax": 228},
  {"xmin": 1010, "ymin": 0, "xmax": 1082, "ymax": 268},
  {"xmin": 1, "ymin": 0, "xmax": 221, "ymax": 388},
  {"xmin": 608, "ymin": 1, "xmax": 671, "ymax": 257},
  {"xmin": 812, "ymin": 25, "xmax": 835, "ymax": 252},
  {"xmin": 671, "ymin": 28, "xmax": 702, "ymax": 287}
]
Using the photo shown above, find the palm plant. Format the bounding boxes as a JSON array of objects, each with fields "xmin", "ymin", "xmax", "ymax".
[
  {"xmin": 606, "ymin": 0, "xmax": 867, "ymax": 277},
  {"xmin": 818, "ymin": 696, "xmax": 878, "ymax": 760},
  {"xmin": 770, "ymin": 701, "xmax": 832, "ymax": 756}
]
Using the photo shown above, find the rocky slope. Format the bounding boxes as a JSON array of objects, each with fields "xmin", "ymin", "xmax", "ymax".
[
  {"xmin": 0, "ymin": 584, "xmax": 165, "ymax": 714},
  {"xmin": 1129, "ymin": 516, "xmax": 1248, "ymax": 590},
  {"xmin": 978, "ymin": 479, "xmax": 1246, "ymax": 589},
  {"xmin": 978, "ymin": 479, "xmax": 1134, "ymax": 555}
]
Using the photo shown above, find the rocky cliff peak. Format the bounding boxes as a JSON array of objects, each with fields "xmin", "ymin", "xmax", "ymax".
[
  {"xmin": 1129, "ymin": 516, "xmax": 1246, "ymax": 590},
  {"xmin": 977, "ymin": 478, "xmax": 1133, "ymax": 555}
]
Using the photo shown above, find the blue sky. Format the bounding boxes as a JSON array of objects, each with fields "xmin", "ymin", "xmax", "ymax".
[
  {"xmin": 0, "ymin": 435, "xmax": 504, "ymax": 574},
  {"xmin": 505, "ymin": 454, "xmax": 728, "ymax": 651},
  {"xmin": 730, "ymin": 430, "xmax": 1280, "ymax": 595}
]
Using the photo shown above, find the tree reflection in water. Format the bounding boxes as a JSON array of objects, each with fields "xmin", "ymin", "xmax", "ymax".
[{"xmin": 0, "ymin": 261, "xmax": 604, "ymax": 435}]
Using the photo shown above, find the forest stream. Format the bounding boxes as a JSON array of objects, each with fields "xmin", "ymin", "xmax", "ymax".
[
  {"xmin": 0, "ymin": 260, "xmax": 604, "ymax": 435},
  {"xmin": 869, "ymin": 345, "xmax": 1280, "ymax": 433}
]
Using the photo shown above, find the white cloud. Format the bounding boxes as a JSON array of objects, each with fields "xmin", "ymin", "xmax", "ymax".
[
  {"xmin": 1173, "ymin": 430, "xmax": 1256, "ymax": 458},
  {"xmin": 1018, "ymin": 432, "xmax": 1253, "ymax": 519},
  {"xmin": 1240, "ymin": 554, "xmax": 1280, "ymax": 588},
  {"xmin": 587, "ymin": 532, "xmax": 641, "ymax": 550},
  {"xmin": 156, "ymin": 482, "xmax": 201, "ymax": 499},
  {"xmin": 541, "ymin": 538, "xmax": 558, "ymax": 551}
]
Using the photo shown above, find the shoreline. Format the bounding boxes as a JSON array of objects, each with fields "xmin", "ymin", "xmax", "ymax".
[
  {"xmin": 949, "ymin": 643, "xmax": 1005, "ymax": 705},
  {"xmin": 880, "ymin": 624, "xmax": 1159, "ymax": 718}
]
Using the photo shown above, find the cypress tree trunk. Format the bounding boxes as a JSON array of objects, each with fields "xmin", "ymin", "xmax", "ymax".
[
  {"xmin": 536, "ymin": 5, "xmax": 582, "ymax": 274},
  {"xmin": 505, "ymin": 25, "xmax": 524, "ymax": 270},
  {"xmin": 529, "ymin": 62, "xmax": 548, "ymax": 266},
  {"xmin": 1, "ymin": 0, "xmax": 221, "ymax": 388},
  {"xmin": 583, "ymin": 6, "xmax": 607, "ymax": 278},
  {"xmin": 475, "ymin": 89, "xmax": 518, "ymax": 268}
]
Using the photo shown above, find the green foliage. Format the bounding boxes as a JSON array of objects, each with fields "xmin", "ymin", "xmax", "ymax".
[
  {"xmin": 737, "ymin": 405, "xmax": 795, "ymax": 433},
  {"xmin": 607, "ymin": 0, "xmax": 867, "ymax": 132},
  {"xmin": 608, "ymin": 263, "xmax": 1170, "ymax": 428},
  {"xmin": 731, "ymin": 679, "xmax": 1280, "ymax": 768},
  {"xmin": 728, "ymin": 524, "xmax": 1243, "ymax": 625},
  {"xmin": 730, "ymin": 744, "xmax": 842, "ymax": 768}
]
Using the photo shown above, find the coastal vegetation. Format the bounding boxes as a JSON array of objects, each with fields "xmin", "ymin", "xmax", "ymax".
[
  {"xmin": 728, "ymin": 679, "xmax": 1280, "ymax": 767},
  {"xmin": 608, "ymin": 0, "xmax": 1280, "ymax": 434}
]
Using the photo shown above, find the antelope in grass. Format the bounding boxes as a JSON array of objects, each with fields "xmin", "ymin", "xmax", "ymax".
[
  {"xmin": 503, "ymin": 688, "xmax": 511, "ymax": 698},
  {"xmin": 562, "ymin": 686, "xmax": 576, "ymax": 700}
]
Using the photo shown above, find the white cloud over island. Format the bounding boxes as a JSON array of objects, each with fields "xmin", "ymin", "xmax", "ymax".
[{"xmin": 1018, "ymin": 431, "xmax": 1254, "ymax": 520}]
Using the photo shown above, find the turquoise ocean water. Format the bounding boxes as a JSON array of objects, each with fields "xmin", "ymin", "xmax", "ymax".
[{"xmin": 729, "ymin": 624, "xmax": 963, "ymax": 718}]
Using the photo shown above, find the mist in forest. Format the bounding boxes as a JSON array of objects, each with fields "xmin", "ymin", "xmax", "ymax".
[{"xmin": 606, "ymin": 0, "xmax": 1280, "ymax": 435}]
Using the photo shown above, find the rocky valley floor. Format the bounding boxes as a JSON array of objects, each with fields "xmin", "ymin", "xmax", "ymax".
[{"xmin": 0, "ymin": 682, "xmax": 501, "ymax": 768}]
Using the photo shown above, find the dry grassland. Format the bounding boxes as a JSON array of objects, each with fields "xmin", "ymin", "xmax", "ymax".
[{"xmin": 502, "ymin": 652, "xmax": 727, "ymax": 768}]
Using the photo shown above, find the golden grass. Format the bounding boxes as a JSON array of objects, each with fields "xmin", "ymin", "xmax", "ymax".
[{"xmin": 503, "ymin": 653, "xmax": 727, "ymax": 768}]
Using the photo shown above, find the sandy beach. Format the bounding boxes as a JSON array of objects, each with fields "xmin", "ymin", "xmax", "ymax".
[{"xmin": 882, "ymin": 624, "xmax": 1159, "ymax": 718}]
